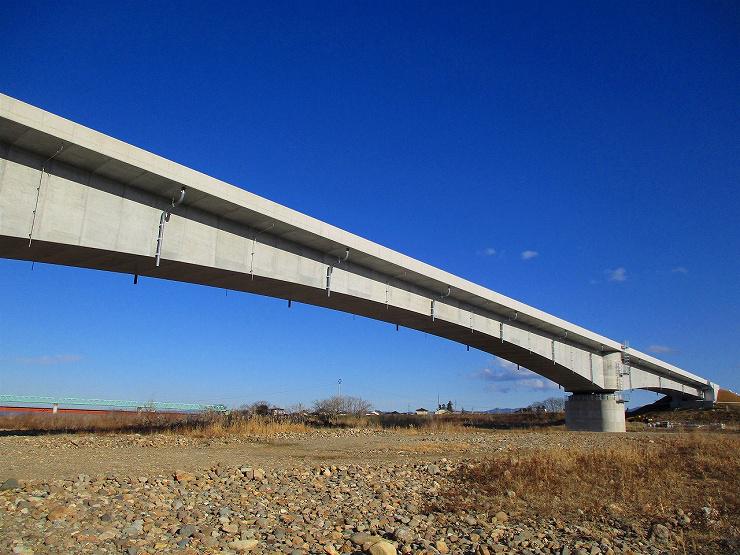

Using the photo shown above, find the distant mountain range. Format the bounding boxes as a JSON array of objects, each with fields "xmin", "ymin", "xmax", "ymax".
[{"xmin": 481, "ymin": 408, "xmax": 518, "ymax": 414}]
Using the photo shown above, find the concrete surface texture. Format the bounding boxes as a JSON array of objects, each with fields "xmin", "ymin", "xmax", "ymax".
[
  {"xmin": 0, "ymin": 94, "xmax": 720, "ymax": 431},
  {"xmin": 564, "ymin": 393, "xmax": 627, "ymax": 433}
]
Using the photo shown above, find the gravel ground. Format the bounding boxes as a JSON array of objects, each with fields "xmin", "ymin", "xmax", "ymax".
[
  {"xmin": 0, "ymin": 430, "xmax": 716, "ymax": 554},
  {"xmin": 0, "ymin": 429, "xmax": 646, "ymax": 481}
]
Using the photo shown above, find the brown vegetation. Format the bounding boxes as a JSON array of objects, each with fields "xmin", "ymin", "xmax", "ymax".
[
  {"xmin": 0, "ymin": 410, "xmax": 189, "ymax": 434},
  {"xmin": 717, "ymin": 389, "xmax": 740, "ymax": 403},
  {"xmin": 338, "ymin": 411, "xmax": 564, "ymax": 430},
  {"xmin": 178, "ymin": 412, "xmax": 309, "ymax": 437},
  {"xmin": 629, "ymin": 405, "xmax": 740, "ymax": 427},
  {"xmin": 428, "ymin": 434, "xmax": 740, "ymax": 554},
  {"xmin": 0, "ymin": 408, "xmax": 564, "ymax": 436},
  {"xmin": 0, "ymin": 411, "xmax": 308, "ymax": 438}
]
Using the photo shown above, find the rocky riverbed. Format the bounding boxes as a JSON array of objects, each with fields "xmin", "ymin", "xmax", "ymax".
[
  {"xmin": 0, "ymin": 430, "xmax": 732, "ymax": 554},
  {"xmin": 0, "ymin": 429, "xmax": 653, "ymax": 482}
]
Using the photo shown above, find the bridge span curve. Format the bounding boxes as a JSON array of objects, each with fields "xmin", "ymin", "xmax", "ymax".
[{"xmin": 0, "ymin": 94, "xmax": 719, "ymax": 431}]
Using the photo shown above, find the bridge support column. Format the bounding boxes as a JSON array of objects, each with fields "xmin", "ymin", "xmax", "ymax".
[{"xmin": 565, "ymin": 393, "xmax": 626, "ymax": 432}]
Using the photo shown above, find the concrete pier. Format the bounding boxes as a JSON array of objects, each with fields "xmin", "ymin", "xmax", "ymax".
[{"xmin": 565, "ymin": 393, "xmax": 626, "ymax": 432}]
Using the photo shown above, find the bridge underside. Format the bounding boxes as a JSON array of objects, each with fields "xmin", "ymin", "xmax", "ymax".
[
  {"xmin": 0, "ymin": 233, "xmax": 599, "ymax": 394},
  {"xmin": 0, "ymin": 234, "xmax": 705, "ymax": 433}
]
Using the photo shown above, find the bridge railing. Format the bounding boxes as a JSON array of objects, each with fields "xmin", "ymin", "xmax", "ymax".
[{"xmin": 0, "ymin": 394, "xmax": 227, "ymax": 413}]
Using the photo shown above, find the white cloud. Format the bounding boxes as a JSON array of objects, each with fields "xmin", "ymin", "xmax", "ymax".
[
  {"xmin": 647, "ymin": 344, "xmax": 673, "ymax": 354},
  {"xmin": 521, "ymin": 250, "xmax": 538, "ymax": 260},
  {"xmin": 15, "ymin": 354, "xmax": 82, "ymax": 365},
  {"xmin": 606, "ymin": 267, "xmax": 627, "ymax": 282},
  {"xmin": 480, "ymin": 247, "xmax": 497, "ymax": 256},
  {"xmin": 473, "ymin": 357, "xmax": 557, "ymax": 393},
  {"xmin": 671, "ymin": 266, "xmax": 688, "ymax": 274}
]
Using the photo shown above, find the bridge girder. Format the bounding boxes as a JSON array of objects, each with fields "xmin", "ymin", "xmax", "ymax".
[{"xmin": 0, "ymin": 94, "xmax": 719, "ymax": 423}]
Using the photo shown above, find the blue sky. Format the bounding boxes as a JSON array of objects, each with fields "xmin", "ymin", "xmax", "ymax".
[{"xmin": 1, "ymin": 2, "xmax": 738, "ymax": 411}]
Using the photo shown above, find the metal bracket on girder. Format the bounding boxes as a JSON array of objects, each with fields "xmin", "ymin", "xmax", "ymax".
[
  {"xmin": 250, "ymin": 222, "xmax": 275, "ymax": 279},
  {"xmin": 28, "ymin": 145, "xmax": 64, "ymax": 247},
  {"xmin": 501, "ymin": 312, "xmax": 518, "ymax": 343},
  {"xmin": 431, "ymin": 286, "xmax": 450, "ymax": 321},
  {"xmin": 326, "ymin": 248, "xmax": 349, "ymax": 297},
  {"xmin": 155, "ymin": 187, "xmax": 186, "ymax": 267},
  {"xmin": 589, "ymin": 353, "xmax": 594, "ymax": 382},
  {"xmin": 551, "ymin": 339, "xmax": 556, "ymax": 364}
]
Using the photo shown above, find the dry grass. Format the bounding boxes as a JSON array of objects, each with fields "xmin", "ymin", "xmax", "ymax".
[
  {"xmin": 0, "ymin": 411, "xmax": 189, "ymax": 434},
  {"xmin": 717, "ymin": 389, "xmax": 740, "ymax": 403},
  {"xmin": 176, "ymin": 412, "xmax": 309, "ymax": 438},
  {"xmin": 0, "ymin": 411, "xmax": 308, "ymax": 438},
  {"xmin": 330, "ymin": 411, "xmax": 564, "ymax": 431},
  {"xmin": 429, "ymin": 434, "xmax": 739, "ymax": 554},
  {"xmin": 0, "ymin": 408, "xmax": 565, "ymax": 436}
]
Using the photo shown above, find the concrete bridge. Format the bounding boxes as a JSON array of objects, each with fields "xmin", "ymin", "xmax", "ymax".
[{"xmin": 0, "ymin": 94, "xmax": 719, "ymax": 431}]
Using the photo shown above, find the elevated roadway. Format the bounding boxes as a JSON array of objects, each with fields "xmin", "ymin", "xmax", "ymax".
[{"xmin": 0, "ymin": 94, "xmax": 719, "ymax": 431}]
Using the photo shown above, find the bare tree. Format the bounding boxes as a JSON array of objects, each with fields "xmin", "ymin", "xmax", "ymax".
[
  {"xmin": 542, "ymin": 397, "xmax": 565, "ymax": 412},
  {"xmin": 529, "ymin": 397, "xmax": 565, "ymax": 413},
  {"xmin": 246, "ymin": 400, "xmax": 271, "ymax": 416},
  {"xmin": 313, "ymin": 395, "xmax": 372, "ymax": 417},
  {"xmin": 313, "ymin": 396, "xmax": 344, "ymax": 417},
  {"xmin": 287, "ymin": 402, "xmax": 306, "ymax": 414},
  {"xmin": 342, "ymin": 396, "xmax": 373, "ymax": 416}
]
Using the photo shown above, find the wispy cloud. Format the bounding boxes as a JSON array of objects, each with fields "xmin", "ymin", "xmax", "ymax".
[
  {"xmin": 671, "ymin": 266, "xmax": 688, "ymax": 274},
  {"xmin": 521, "ymin": 250, "xmax": 538, "ymax": 261},
  {"xmin": 606, "ymin": 267, "xmax": 627, "ymax": 282},
  {"xmin": 15, "ymin": 354, "xmax": 82, "ymax": 365},
  {"xmin": 647, "ymin": 344, "xmax": 673, "ymax": 354},
  {"xmin": 473, "ymin": 357, "xmax": 557, "ymax": 393},
  {"xmin": 478, "ymin": 247, "xmax": 497, "ymax": 256}
]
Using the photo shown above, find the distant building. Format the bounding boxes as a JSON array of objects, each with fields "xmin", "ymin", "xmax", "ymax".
[
  {"xmin": 365, "ymin": 410, "xmax": 380, "ymax": 416},
  {"xmin": 415, "ymin": 407, "xmax": 429, "ymax": 415},
  {"xmin": 270, "ymin": 407, "xmax": 286, "ymax": 416},
  {"xmin": 435, "ymin": 408, "xmax": 449, "ymax": 415}
]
